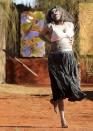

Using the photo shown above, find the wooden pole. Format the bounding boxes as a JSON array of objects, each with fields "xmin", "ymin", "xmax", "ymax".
[{"xmin": 2, "ymin": 49, "xmax": 38, "ymax": 77}]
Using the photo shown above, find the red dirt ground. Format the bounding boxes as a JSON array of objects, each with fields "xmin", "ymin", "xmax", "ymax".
[{"xmin": 0, "ymin": 85, "xmax": 93, "ymax": 131}]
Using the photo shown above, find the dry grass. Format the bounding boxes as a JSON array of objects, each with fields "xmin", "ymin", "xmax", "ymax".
[{"xmin": 0, "ymin": 0, "xmax": 18, "ymax": 51}]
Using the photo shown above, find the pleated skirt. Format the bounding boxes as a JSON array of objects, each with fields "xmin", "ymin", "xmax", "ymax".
[{"xmin": 48, "ymin": 51, "xmax": 86, "ymax": 102}]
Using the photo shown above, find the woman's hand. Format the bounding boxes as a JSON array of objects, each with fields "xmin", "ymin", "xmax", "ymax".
[{"xmin": 69, "ymin": 37, "xmax": 74, "ymax": 45}]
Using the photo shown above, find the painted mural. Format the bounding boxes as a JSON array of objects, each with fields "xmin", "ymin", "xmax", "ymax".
[{"xmin": 20, "ymin": 11, "xmax": 45, "ymax": 57}]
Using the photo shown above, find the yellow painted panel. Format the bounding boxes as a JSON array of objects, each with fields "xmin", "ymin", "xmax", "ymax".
[{"xmin": 79, "ymin": 3, "xmax": 93, "ymax": 55}]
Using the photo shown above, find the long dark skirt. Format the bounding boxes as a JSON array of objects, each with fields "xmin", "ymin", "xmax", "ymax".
[{"xmin": 48, "ymin": 51, "xmax": 86, "ymax": 102}]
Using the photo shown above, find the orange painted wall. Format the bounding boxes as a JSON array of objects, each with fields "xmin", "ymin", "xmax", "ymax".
[
  {"xmin": 6, "ymin": 58, "xmax": 93, "ymax": 85},
  {"xmin": 6, "ymin": 58, "xmax": 50, "ymax": 86}
]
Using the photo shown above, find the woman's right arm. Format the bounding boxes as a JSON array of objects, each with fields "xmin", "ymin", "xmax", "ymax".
[{"xmin": 39, "ymin": 24, "xmax": 51, "ymax": 44}]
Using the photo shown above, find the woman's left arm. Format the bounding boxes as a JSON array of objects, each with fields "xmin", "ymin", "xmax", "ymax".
[{"xmin": 66, "ymin": 22, "xmax": 74, "ymax": 45}]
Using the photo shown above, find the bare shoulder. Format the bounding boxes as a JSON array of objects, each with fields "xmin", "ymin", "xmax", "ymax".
[{"xmin": 47, "ymin": 23, "xmax": 53, "ymax": 28}]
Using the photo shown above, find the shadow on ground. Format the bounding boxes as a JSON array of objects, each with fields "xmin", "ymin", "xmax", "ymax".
[{"xmin": 83, "ymin": 91, "xmax": 93, "ymax": 101}]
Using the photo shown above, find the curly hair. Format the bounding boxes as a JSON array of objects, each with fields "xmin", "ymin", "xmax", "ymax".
[{"xmin": 46, "ymin": 5, "xmax": 74, "ymax": 24}]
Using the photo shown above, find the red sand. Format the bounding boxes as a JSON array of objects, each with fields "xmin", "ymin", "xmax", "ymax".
[{"xmin": 0, "ymin": 87, "xmax": 93, "ymax": 131}]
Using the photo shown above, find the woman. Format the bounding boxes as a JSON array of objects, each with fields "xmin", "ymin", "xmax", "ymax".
[{"xmin": 40, "ymin": 6, "xmax": 86, "ymax": 128}]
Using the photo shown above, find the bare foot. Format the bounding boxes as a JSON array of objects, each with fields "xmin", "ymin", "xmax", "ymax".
[
  {"xmin": 61, "ymin": 120, "xmax": 68, "ymax": 128},
  {"xmin": 62, "ymin": 124, "xmax": 68, "ymax": 128}
]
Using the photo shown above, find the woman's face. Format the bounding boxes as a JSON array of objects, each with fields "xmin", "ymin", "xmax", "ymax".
[{"xmin": 51, "ymin": 8, "xmax": 62, "ymax": 22}]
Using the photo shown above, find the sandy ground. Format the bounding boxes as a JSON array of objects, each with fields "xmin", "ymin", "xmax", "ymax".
[{"xmin": 0, "ymin": 84, "xmax": 93, "ymax": 131}]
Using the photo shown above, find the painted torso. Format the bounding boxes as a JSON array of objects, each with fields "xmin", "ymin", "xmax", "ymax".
[{"xmin": 48, "ymin": 22, "xmax": 74, "ymax": 53}]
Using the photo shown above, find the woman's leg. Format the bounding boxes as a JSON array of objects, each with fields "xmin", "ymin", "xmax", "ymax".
[
  {"xmin": 50, "ymin": 99, "xmax": 58, "ymax": 113},
  {"xmin": 58, "ymin": 99, "xmax": 68, "ymax": 128}
]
